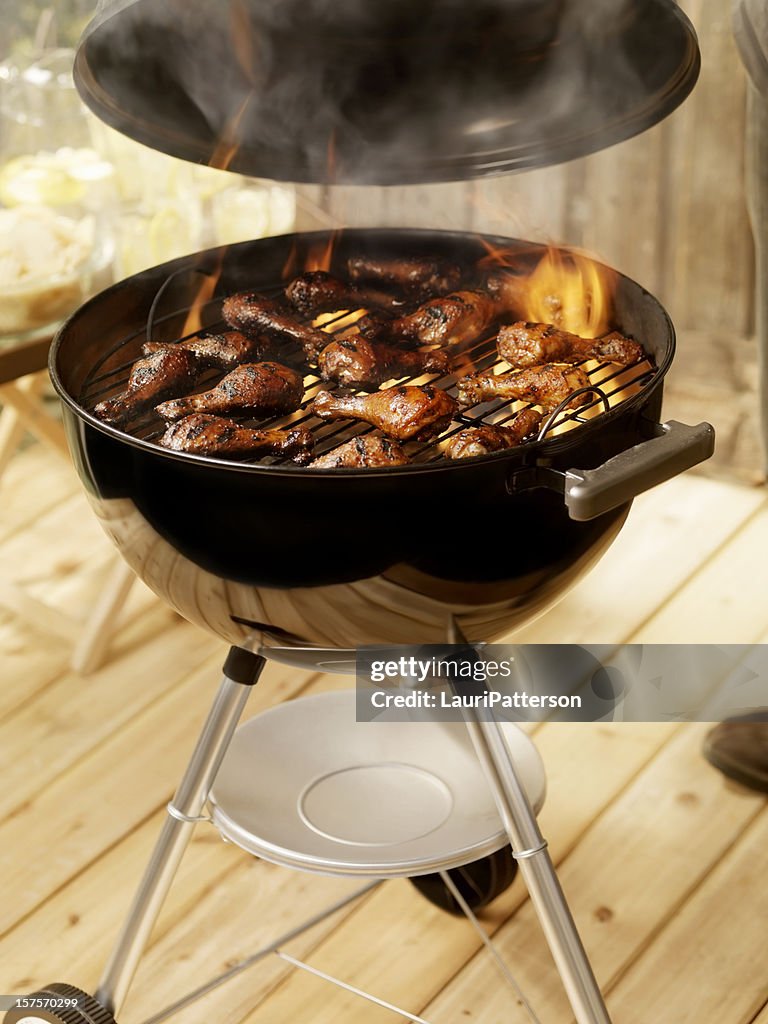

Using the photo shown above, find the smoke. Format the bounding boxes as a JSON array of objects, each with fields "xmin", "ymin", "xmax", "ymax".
[{"xmin": 77, "ymin": 0, "xmax": 694, "ymax": 186}]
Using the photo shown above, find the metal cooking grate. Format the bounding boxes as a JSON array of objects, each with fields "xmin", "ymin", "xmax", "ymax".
[{"xmin": 78, "ymin": 279, "xmax": 657, "ymax": 467}]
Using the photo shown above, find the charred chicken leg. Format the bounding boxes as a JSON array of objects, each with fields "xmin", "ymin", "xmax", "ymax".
[
  {"xmin": 160, "ymin": 413, "xmax": 313, "ymax": 463},
  {"xmin": 497, "ymin": 322, "xmax": 644, "ymax": 368},
  {"xmin": 94, "ymin": 348, "xmax": 201, "ymax": 427},
  {"xmin": 310, "ymin": 434, "xmax": 408, "ymax": 468},
  {"xmin": 318, "ymin": 336, "xmax": 450, "ymax": 390},
  {"xmin": 360, "ymin": 291, "xmax": 496, "ymax": 348},
  {"xmin": 156, "ymin": 362, "xmax": 304, "ymax": 421},
  {"xmin": 143, "ymin": 331, "xmax": 272, "ymax": 370},
  {"xmin": 286, "ymin": 271, "xmax": 404, "ymax": 316},
  {"xmin": 312, "ymin": 384, "xmax": 458, "ymax": 442},
  {"xmin": 347, "ymin": 255, "xmax": 461, "ymax": 297},
  {"xmin": 445, "ymin": 409, "xmax": 542, "ymax": 459},
  {"xmin": 457, "ymin": 364, "xmax": 591, "ymax": 412},
  {"xmin": 222, "ymin": 292, "xmax": 329, "ymax": 360}
]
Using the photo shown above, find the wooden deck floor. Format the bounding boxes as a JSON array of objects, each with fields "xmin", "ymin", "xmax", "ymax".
[{"xmin": 1, "ymin": 441, "xmax": 767, "ymax": 1024}]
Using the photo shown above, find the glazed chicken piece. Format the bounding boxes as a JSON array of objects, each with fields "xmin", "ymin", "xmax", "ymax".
[
  {"xmin": 445, "ymin": 409, "xmax": 542, "ymax": 460},
  {"xmin": 497, "ymin": 322, "xmax": 644, "ymax": 368},
  {"xmin": 94, "ymin": 348, "xmax": 201, "ymax": 427},
  {"xmin": 593, "ymin": 331, "xmax": 647, "ymax": 365},
  {"xmin": 359, "ymin": 291, "xmax": 496, "ymax": 348},
  {"xmin": 348, "ymin": 255, "xmax": 462, "ymax": 297},
  {"xmin": 310, "ymin": 434, "xmax": 408, "ymax": 469},
  {"xmin": 222, "ymin": 292, "xmax": 329, "ymax": 360},
  {"xmin": 312, "ymin": 384, "xmax": 458, "ymax": 442},
  {"xmin": 155, "ymin": 362, "xmax": 304, "ymax": 421},
  {"xmin": 143, "ymin": 331, "xmax": 272, "ymax": 370},
  {"xmin": 285, "ymin": 271, "xmax": 404, "ymax": 317},
  {"xmin": 317, "ymin": 335, "xmax": 450, "ymax": 390},
  {"xmin": 160, "ymin": 413, "xmax": 313, "ymax": 463},
  {"xmin": 457, "ymin": 364, "xmax": 591, "ymax": 412}
]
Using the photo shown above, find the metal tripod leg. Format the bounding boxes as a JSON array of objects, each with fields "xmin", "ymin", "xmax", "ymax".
[
  {"xmin": 448, "ymin": 624, "xmax": 613, "ymax": 1024},
  {"xmin": 95, "ymin": 647, "xmax": 266, "ymax": 1018},
  {"xmin": 461, "ymin": 709, "xmax": 613, "ymax": 1024}
]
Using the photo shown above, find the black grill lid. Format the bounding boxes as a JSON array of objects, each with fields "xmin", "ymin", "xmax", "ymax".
[{"xmin": 74, "ymin": 0, "xmax": 700, "ymax": 185}]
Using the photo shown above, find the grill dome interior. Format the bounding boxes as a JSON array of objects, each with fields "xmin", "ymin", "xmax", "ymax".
[{"xmin": 74, "ymin": 0, "xmax": 700, "ymax": 185}]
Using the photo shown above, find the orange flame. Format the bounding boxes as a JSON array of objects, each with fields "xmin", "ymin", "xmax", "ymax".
[
  {"xmin": 306, "ymin": 231, "xmax": 339, "ymax": 272},
  {"xmin": 483, "ymin": 243, "xmax": 616, "ymax": 339},
  {"xmin": 523, "ymin": 248, "xmax": 614, "ymax": 338},
  {"xmin": 282, "ymin": 230, "xmax": 342, "ymax": 280},
  {"xmin": 181, "ymin": 255, "xmax": 225, "ymax": 337}
]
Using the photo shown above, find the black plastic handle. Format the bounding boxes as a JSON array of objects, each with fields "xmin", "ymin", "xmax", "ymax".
[{"xmin": 563, "ymin": 420, "xmax": 715, "ymax": 521}]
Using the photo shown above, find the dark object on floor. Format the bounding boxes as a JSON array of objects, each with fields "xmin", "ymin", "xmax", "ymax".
[
  {"xmin": 702, "ymin": 715, "xmax": 768, "ymax": 794},
  {"xmin": 409, "ymin": 846, "xmax": 518, "ymax": 915}
]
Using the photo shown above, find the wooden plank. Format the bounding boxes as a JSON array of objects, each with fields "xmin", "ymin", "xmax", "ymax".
[
  {"xmin": 514, "ymin": 475, "xmax": 765, "ymax": 644},
  {"xmin": 0, "ymin": 806, "xmax": 242, "ymax": 994},
  {"xmin": 0, "ymin": 491, "xmax": 109, "ymax": 600},
  {"xmin": 577, "ymin": 125, "xmax": 667, "ymax": 298},
  {"xmin": 293, "ymin": 186, "xmax": 336, "ymax": 231},
  {"xmin": 295, "ymin": 182, "xmax": 473, "ymax": 233},
  {"xmin": 0, "ymin": 570, "xmax": 161, "ymax": 723},
  {"xmin": 382, "ymin": 182, "xmax": 473, "ymax": 231},
  {"xmin": 662, "ymin": 384, "xmax": 765, "ymax": 486},
  {"xmin": 670, "ymin": 330, "xmax": 759, "ymax": 397},
  {"xmin": 0, "ymin": 618, "xmax": 217, "ymax": 821},
  {"xmin": 0, "ymin": 674, "xmax": 350, "ymax": 1001},
  {"xmin": 605, "ymin": 806, "xmax": 768, "ymax": 1024},
  {"xmin": 470, "ymin": 163, "xmax": 572, "ymax": 242},
  {"xmin": 126, "ymin": 845, "xmax": 375, "ymax": 1024},
  {"xmin": 0, "ymin": 813, "xmax": 370, "ymax": 1017},
  {"xmin": 629, "ymin": 501, "xmax": 768, "ymax": 642},
  {"xmin": 418, "ymin": 724, "xmax": 765, "ymax": 1024},
  {"xmin": 659, "ymin": 0, "xmax": 754, "ymax": 336},
  {"xmin": 661, "ymin": 328, "xmax": 763, "ymax": 485},
  {"xmin": 239, "ymin": 721, "xmax": 677, "ymax": 1024},
  {"xmin": 322, "ymin": 186, "xmax": 389, "ymax": 230},
  {"xmin": 0, "ymin": 657, "xmax": 321, "ymax": 936},
  {"xmin": 0, "ymin": 444, "xmax": 79, "ymax": 545}
]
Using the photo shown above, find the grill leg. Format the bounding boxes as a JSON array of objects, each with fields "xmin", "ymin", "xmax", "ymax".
[
  {"xmin": 94, "ymin": 647, "xmax": 266, "ymax": 1018},
  {"xmin": 461, "ymin": 708, "xmax": 613, "ymax": 1024}
]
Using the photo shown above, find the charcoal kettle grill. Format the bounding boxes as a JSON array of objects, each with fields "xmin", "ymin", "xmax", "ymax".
[{"xmin": 6, "ymin": 3, "xmax": 715, "ymax": 1024}]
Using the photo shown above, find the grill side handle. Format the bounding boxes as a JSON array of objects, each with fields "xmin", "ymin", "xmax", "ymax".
[
  {"xmin": 564, "ymin": 420, "xmax": 715, "ymax": 521},
  {"xmin": 509, "ymin": 420, "xmax": 715, "ymax": 521}
]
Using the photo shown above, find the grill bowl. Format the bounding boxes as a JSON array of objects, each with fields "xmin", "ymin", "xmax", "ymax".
[{"xmin": 50, "ymin": 229, "xmax": 707, "ymax": 647}]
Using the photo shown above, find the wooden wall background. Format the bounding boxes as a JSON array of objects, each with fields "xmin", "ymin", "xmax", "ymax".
[{"xmin": 294, "ymin": 0, "xmax": 762, "ymax": 483}]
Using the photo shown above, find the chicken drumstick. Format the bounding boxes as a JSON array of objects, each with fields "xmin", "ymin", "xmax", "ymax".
[
  {"xmin": 94, "ymin": 348, "xmax": 202, "ymax": 427},
  {"xmin": 160, "ymin": 413, "xmax": 313, "ymax": 463},
  {"xmin": 457, "ymin": 364, "xmax": 591, "ymax": 412},
  {"xmin": 497, "ymin": 322, "xmax": 644, "ymax": 368},
  {"xmin": 318, "ymin": 336, "xmax": 449, "ymax": 390},
  {"xmin": 311, "ymin": 384, "xmax": 458, "ymax": 442},
  {"xmin": 360, "ymin": 290, "xmax": 496, "ymax": 348},
  {"xmin": 155, "ymin": 362, "xmax": 304, "ymax": 421},
  {"xmin": 309, "ymin": 434, "xmax": 408, "ymax": 469},
  {"xmin": 445, "ymin": 409, "xmax": 542, "ymax": 459}
]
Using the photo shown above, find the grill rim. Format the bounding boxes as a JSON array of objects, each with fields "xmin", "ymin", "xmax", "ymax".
[{"xmin": 49, "ymin": 228, "xmax": 675, "ymax": 479}]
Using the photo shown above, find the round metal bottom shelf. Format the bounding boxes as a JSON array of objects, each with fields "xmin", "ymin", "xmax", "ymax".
[{"xmin": 209, "ymin": 689, "xmax": 546, "ymax": 877}]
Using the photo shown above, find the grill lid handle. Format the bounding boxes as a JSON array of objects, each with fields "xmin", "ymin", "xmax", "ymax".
[{"xmin": 563, "ymin": 420, "xmax": 715, "ymax": 521}]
